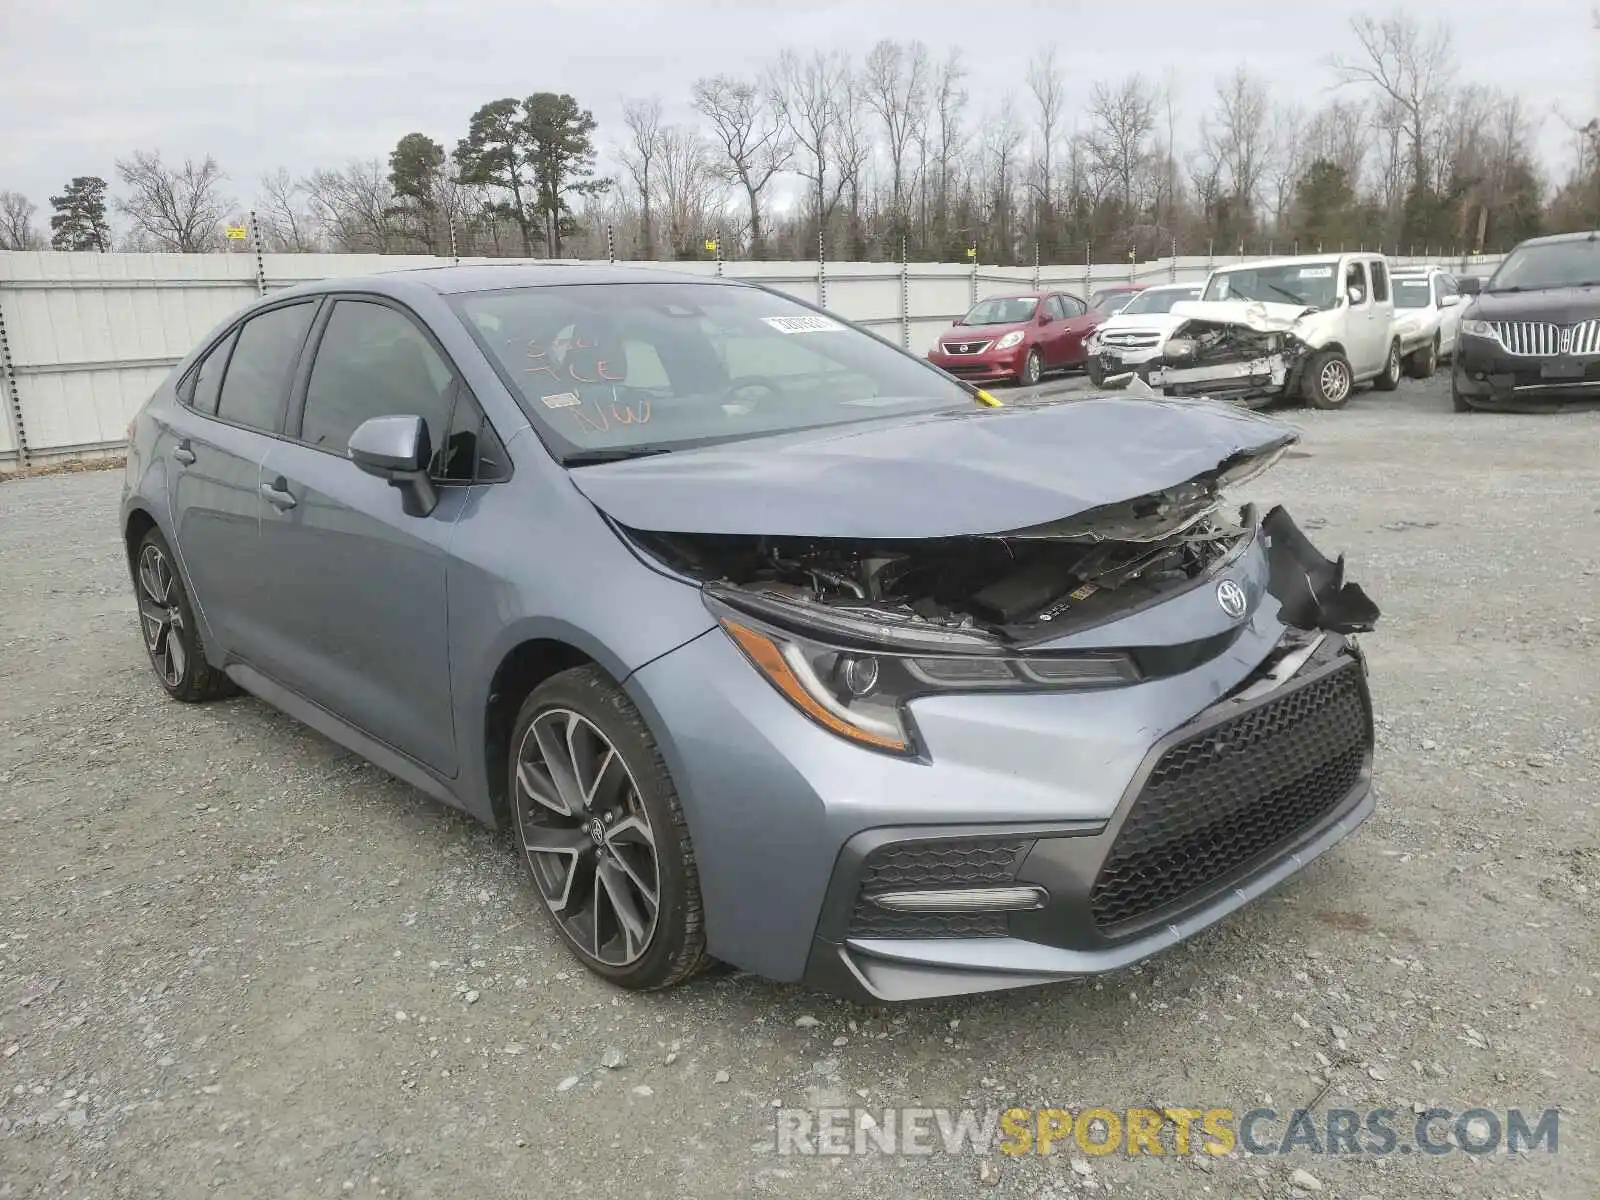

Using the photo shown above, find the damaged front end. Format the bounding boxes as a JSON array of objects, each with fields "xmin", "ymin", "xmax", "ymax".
[
  {"xmin": 1148, "ymin": 304, "xmax": 1317, "ymax": 408},
  {"xmin": 618, "ymin": 446, "xmax": 1378, "ymax": 756}
]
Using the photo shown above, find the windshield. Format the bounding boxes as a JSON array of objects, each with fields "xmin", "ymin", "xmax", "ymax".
[
  {"xmin": 961, "ymin": 296, "xmax": 1037, "ymax": 325},
  {"xmin": 1393, "ymin": 278, "xmax": 1433, "ymax": 309},
  {"xmin": 1487, "ymin": 239, "xmax": 1600, "ymax": 292},
  {"xmin": 453, "ymin": 282, "xmax": 972, "ymax": 461},
  {"xmin": 1202, "ymin": 263, "xmax": 1338, "ymax": 309},
  {"xmin": 1116, "ymin": 286, "xmax": 1202, "ymax": 316},
  {"xmin": 1088, "ymin": 289, "xmax": 1137, "ymax": 314}
]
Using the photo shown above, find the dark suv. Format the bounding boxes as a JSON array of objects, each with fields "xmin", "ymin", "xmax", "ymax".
[{"xmin": 1452, "ymin": 231, "xmax": 1600, "ymax": 412}]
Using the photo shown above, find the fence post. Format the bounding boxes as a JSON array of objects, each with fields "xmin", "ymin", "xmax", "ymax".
[
  {"xmin": 969, "ymin": 243, "xmax": 978, "ymax": 305},
  {"xmin": 248, "ymin": 210, "xmax": 266, "ymax": 297},
  {"xmin": 817, "ymin": 228, "xmax": 827, "ymax": 308},
  {"xmin": 900, "ymin": 236, "xmax": 910, "ymax": 349},
  {"xmin": 0, "ymin": 280, "xmax": 29, "ymax": 472},
  {"xmin": 449, "ymin": 211, "xmax": 460, "ymax": 265},
  {"xmin": 1082, "ymin": 242, "xmax": 1091, "ymax": 300},
  {"xmin": 716, "ymin": 230, "xmax": 724, "ymax": 278},
  {"xmin": 1032, "ymin": 239, "xmax": 1040, "ymax": 291},
  {"xmin": 1206, "ymin": 239, "xmax": 1215, "ymax": 277},
  {"xmin": 1169, "ymin": 236, "xmax": 1177, "ymax": 282},
  {"xmin": 1127, "ymin": 246, "xmax": 1136, "ymax": 284}
]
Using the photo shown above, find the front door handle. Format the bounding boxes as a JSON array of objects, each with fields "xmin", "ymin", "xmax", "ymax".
[
  {"xmin": 172, "ymin": 439, "xmax": 196, "ymax": 466},
  {"xmin": 260, "ymin": 477, "xmax": 298, "ymax": 511}
]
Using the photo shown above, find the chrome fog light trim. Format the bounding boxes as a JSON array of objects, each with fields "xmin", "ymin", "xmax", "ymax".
[{"xmin": 867, "ymin": 886, "xmax": 1048, "ymax": 913}]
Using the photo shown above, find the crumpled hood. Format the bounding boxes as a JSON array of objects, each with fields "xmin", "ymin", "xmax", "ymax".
[
  {"xmin": 569, "ymin": 396, "xmax": 1299, "ymax": 539},
  {"xmin": 1094, "ymin": 312, "xmax": 1191, "ymax": 337},
  {"xmin": 1169, "ymin": 299, "xmax": 1317, "ymax": 332}
]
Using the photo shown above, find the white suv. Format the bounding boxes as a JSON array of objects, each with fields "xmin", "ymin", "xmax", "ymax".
[
  {"xmin": 1083, "ymin": 282, "xmax": 1204, "ymax": 385},
  {"xmin": 1149, "ymin": 252, "xmax": 1403, "ymax": 409},
  {"xmin": 1390, "ymin": 265, "xmax": 1465, "ymax": 377}
]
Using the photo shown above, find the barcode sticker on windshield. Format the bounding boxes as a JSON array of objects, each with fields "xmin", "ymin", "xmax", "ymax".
[
  {"xmin": 763, "ymin": 315, "xmax": 844, "ymax": 334},
  {"xmin": 540, "ymin": 391, "xmax": 581, "ymax": 409},
  {"xmin": 1297, "ymin": 266, "xmax": 1334, "ymax": 278}
]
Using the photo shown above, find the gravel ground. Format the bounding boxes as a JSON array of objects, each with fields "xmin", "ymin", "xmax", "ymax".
[{"xmin": 2, "ymin": 374, "xmax": 1596, "ymax": 1200}]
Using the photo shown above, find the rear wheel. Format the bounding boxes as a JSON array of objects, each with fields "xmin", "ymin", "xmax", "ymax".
[
  {"xmin": 133, "ymin": 529, "xmax": 237, "ymax": 702},
  {"xmin": 1373, "ymin": 341, "xmax": 1403, "ymax": 391},
  {"xmin": 1301, "ymin": 350, "xmax": 1353, "ymax": 409},
  {"xmin": 509, "ymin": 666, "xmax": 710, "ymax": 990},
  {"xmin": 1017, "ymin": 348, "xmax": 1042, "ymax": 387},
  {"xmin": 1405, "ymin": 335, "xmax": 1438, "ymax": 379}
]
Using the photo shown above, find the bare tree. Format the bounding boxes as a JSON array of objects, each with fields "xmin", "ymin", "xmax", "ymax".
[
  {"xmin": 1025, "ymin": 44, "xmax": 1066, "ymax": 227},
  {"xmin": 620, "ymin": 98, "xmax": 664, "ymax": 259},
  {"xmin": 1263, "ymin": 103, "xmax": 1308, "ymax": 233},
  {"xmin": 835, "ymin": 67, "xmax": 874, "ymax": 248},
  {"xmin": 256, "ymin": 168, "xmax": 318, "ymax": 251},
  {"xmin": 113, "ymin": 152, "xmax": 233, "ymax": 251},
  {"xmin": 925, "ymin": 49, "xmax": 970, "ymax": 246},
  {"xmin": 863, "ymin": 40, "xmax": 931, "ymax": 232},
  {"xmin": 984, "ymin": 94, "xmax": 1025, "ymax": 261},
  {"xmin": 1083, "ymin": 75, "xmax": 1159, "ymax": 219},
  {"xmin": 0, "ymin": 191, "xmax": 44, "ymax": 249},
  {"xmin": 303, "ymin": 160, "xmax": 398, "ymax": 252},
  {"xmin": 691, "ymin": 74, "xmax": 792, "ymax": 254},
  {"xmin": 1205, "ymin": 67, "xmax": 1272, "ymax": 221},
  {"xmin": 1331, "ymin": 13, "xmax": 1456, "ymax": 187},
  {"xmin": 772, "ymin": 49, "xmax": 852, "ymax": 232},
  {"xmin": 655, "ymin": 126, "xmax": 721, "ymax": 256}
]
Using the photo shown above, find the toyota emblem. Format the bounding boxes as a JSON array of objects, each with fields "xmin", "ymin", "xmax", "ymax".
[{"xmin": 1216, "ymin": 580, "xmax": 1248, "ymax": 619}]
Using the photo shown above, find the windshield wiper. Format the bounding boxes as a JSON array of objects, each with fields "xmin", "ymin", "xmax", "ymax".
[{"xmin": 561, "ymin": 445, "xmax": 676, "ymax": 466}]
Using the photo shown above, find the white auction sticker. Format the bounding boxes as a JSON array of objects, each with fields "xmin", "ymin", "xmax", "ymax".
[
  {"xmin": 763, "ymin": 315, "xmax": 844, "ymax": 334},
  {"xmin": 540, "ymin": 391, "xmax": 581, "ymax": 408},
  {"xmin": 1297, "ymin": 266, "xmax": 1334, "ymax": 278}
]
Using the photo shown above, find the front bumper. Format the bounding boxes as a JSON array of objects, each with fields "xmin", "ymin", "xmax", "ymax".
[
  {"xmin": 802, "ymin": 635, "xmax": 1374, "ymax": 1001},
  {"xmin": 927, "ymin": 347, "xmax": 1027, "ymax": 382},
  {"xmin": 1453, "ymin": 336, "xmax": 1600, "ymax": 410},
  {"xmin": 1150, "ymin": 354, "xmax": 1292, "ymax": 404}
]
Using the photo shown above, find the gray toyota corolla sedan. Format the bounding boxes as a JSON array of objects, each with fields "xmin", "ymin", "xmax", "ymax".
[{"xmin": 120, "ymin": 264, "xmax": 1381, "ymax": 1002}]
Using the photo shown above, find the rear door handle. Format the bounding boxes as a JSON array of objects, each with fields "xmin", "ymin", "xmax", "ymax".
[
  {"xmin": 172, "ymin": 439, "xmax": 196, "ymax": 466},
  {"xmin": 260, "ymin": 476, "xmax": 298, "ymax": 510}
]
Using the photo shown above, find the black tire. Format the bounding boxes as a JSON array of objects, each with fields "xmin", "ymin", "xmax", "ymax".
[
  {"xmin": 509, "ymin": 665, "xmax": 710, "ymax": 991},
  {"xmin": 1301, "ymin": 350, "xmax": 1354, "ymax": 410},
  {"xmin": 1017, "ymin": 348, "xmax": 1042, "ymax": 387},
  {"xmin": 133, "ymin": 528, "xmax": 238, "ymax": 702},
  {"xmin": 1405, "ymin": 335, "xmax": 1438, "ymax": 380},
  {"xmin": 1372, "ymin": 340, "xmax": 1403, "ymax": 392},
  {"xmin": 1084, "ymin": 358, "xmax": 1106, "ymax": 387}
]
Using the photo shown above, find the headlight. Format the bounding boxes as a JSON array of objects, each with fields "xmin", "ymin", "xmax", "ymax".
[
  {"xmin": 994, "ymin": 331, "xmax": 1024, "ymax": 351},
  {"xmin": 1164, "ymin": 337, "xmax": 1196, "ymax": 358},
  {"xmin": 1461, "ymin": 319, "xmax": 1497, "ymax": 340},
  {"xmin": 710, "ymin": 599, "xmax": 1139, "ymax": 756}
]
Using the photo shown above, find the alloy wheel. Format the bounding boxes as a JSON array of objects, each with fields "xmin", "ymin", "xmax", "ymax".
[
  {"xmin": 137, "ymin": 543, "xmax": 186, "ymax": 688},
  {"xmin": 1320, "ymin": 359, "xmax": 1351, "ymax": 404},
  {"xmin": 514, "ymin": 708, "xmax": 660, "ymax": 966}
]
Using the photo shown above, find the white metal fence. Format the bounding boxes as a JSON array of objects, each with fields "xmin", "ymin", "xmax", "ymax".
[{"xmin": 0, "ymin": 248, "xmax": 1506, "ymax": 471}]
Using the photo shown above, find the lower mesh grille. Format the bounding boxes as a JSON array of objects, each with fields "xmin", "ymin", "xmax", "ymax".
[
  {"xmin": 1090, "ymin": 662, "xmax": 1370, "ymax": 932},
  {"xmin": 849, "ymin": 838, "xmax": 1033, "ymax": 938}
]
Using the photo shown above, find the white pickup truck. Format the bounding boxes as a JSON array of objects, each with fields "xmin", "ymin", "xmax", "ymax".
[{"xmin": 1146, "ymin": 252, "xmax": 1403, "ymax": 409}]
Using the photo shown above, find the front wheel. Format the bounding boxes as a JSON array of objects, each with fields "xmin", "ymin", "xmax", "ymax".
[
  {"xmin": 1301, "ymin": 350, "xmax": 1354, "ymax": 409},
  {"xmin": 1084, "ymin": 358, "xmax": 1106, "ymax": 387},
  {"xmin": 1373, "ymin": 341, "xmax": 1403, "ymax": 392},
  {"xmin": 509, "ymin": 665, "xmax": 710, "ymax": 990},
  {"xmin": 1405, "ymin": 335, "xmax": 1438, "ymax": 379},
  {"xmin": 1017, "ymin": 348, "xmax": 1042, "ymax": 387}
]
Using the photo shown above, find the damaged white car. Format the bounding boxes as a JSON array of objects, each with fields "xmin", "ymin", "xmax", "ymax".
[{"xmin": 1147, "ymin": 253, "xmax": 1404, "ymax": 410}]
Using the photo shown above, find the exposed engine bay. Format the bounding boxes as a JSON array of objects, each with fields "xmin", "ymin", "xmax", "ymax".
[
  {"xmin": 1149, "ymin": 319, "xmax": 1314, "ymax": 408},
  {"xmin": 625, "ymin": 478, "xmax": 1379, "ymax": 649}
]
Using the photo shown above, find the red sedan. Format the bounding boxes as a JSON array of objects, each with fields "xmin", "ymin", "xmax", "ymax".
[{"xmin": 926, "ymin": 291, "xmax": 1104, "ymax": 386}]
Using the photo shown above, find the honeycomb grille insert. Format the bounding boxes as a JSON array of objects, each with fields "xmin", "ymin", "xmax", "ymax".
[
  {"xmin": 1090, "ymin": 663, "xmax": 1370, "ymax": 932},
  {"xmin": 849, "ymin": 838, "xmax": 1033, "ymax": 939}
]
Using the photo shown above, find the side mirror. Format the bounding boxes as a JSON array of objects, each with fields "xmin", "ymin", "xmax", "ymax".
[
  {"xmin": 1439, "ymin": 294, "xmax": 1460, "ymax": 308},
  {"xmin": 1346, "ymin": 287, "xmax": 1365, "ymax": 306},
  {"xmin": 1457, "ymin": 277, "xmax": 1482, "ymax": 296},
  {"xmin": 349, "ymin": 415, "xmax": 438, "ymax": 518},
  {"xmin": 1038, "ymin": 312, "xmax": 1054, "ymax": 325}
]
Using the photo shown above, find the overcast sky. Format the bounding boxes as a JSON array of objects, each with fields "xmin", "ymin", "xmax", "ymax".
[{"xmin": 0, "ymin": 0, "xmax": 1592, "ymax": 215}]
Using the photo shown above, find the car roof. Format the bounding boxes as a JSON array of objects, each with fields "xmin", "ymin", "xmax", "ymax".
[
  {"xmin": 267, "ymin": 262, "xmax": 742, "ymax": 302},
  {"xmin": 1211, "ymin": 253, "xmax": 1347, "ymax": 272},
  {"xmin": 1141, "ymin": 281, "xmax": 1203, "ymax": 291},
  {"xmin": 1508, "ymin": 230, "xmax": 1599, "ymax": 249}
]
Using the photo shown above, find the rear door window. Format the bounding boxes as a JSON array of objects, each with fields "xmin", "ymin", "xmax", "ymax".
[
  {"xmin": 1370, "ymin": 260, "xmax": 1390, "ymax": 303},
  {"xmin": 181, "ymin": 330, "xmax": 237, "ymax": 416},
  {"xmin": 215, "ymin": 302, "xmax": 318, "ymax": 433}
]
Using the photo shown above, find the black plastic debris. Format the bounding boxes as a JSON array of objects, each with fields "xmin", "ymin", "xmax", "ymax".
[{"xmin": 1261, "ymin": 505, "xmax": 1381, "ymax": 634}]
